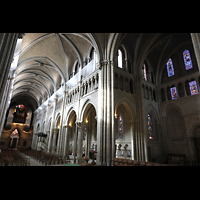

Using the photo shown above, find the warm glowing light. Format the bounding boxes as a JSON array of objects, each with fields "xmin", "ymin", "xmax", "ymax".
[
  {"xmin": 115, "ymin": 113, "xmax": 118, "ymax": 118},
  {"xmin": 86, "ymin": 119, "xmax": 88, "ymax": 123}
]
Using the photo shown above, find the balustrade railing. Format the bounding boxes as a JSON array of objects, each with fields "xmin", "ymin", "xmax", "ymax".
[{"xmin": 67, "ymin": 68, "xmax": 99, "ymax": 104}]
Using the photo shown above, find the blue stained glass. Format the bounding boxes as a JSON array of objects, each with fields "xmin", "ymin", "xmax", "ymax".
[
  {"xmin": 189, "ymin": 80, "xmax": 198, "ymax": 95},
  {"xmin": 183, "ymin": 50, "xmax": 193, "ymax": 70},
  {"xmin": 166, "ymin": 58, "xmax": 175, "ymax": 77},
  {"xmin": 170, "ymin": 87, "xmax": 177, "ymax": 100},
  {"xmin": 118, "ymin": 114, "xmax": 124, "ymax": 139},
  {"xmin": 147, "ymin": 114, "xmax": 153, "ymax": 140}
]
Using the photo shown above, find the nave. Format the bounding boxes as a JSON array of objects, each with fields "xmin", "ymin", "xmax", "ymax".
[
  {"xmin": 1, "ymin": 33, "xmax": 200, "ymax": 166},
  {"xmin": 0, "ymin": 149, "xmax": 98, "ymax": 166},
  {"xmin": 1, "ymin": 148, "xmax": 194, "ymax": 166}
]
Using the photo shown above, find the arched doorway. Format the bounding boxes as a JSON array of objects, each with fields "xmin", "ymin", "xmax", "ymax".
[
  {"xmin": 10, "ymin": 129, "xmax": 20, "ymax": 149},
  {"xmin": 115, "ymin": 102, "xmax": 134, "ymax": 159},
  {"xmin": 64, "ymin": 110, "xmax": 77, "ymax": 159},
  {"xmin": 82, "ymin": 104, "xmax": 97, "ymax": 158}
]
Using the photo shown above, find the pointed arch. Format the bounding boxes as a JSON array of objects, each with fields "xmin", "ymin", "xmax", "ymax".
[
  {"xmin": 115, "ymin": 97, "xmax": 135, "ymax": 121},
  {"xmin": 80, "ymin": 98, "xmax": 97, "ymax": 123},
  {"xmin": 65, "ymin": 107, "xmax": 77, "ymax": 127}
]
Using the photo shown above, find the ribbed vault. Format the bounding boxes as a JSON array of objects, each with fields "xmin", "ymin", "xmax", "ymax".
[{"xmin": 11, "ymin": 33, "xmax": 100, "ymax": 110}]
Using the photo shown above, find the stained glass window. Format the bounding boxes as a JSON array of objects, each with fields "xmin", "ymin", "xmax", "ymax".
[
  {"xmin": 166, "ymin": 58, "xmax": 175, "ymax": 77},
  {"xmin": 11, "ymin": 129, "xmax": 19, "ymax": 137},
  {"xmin": 142, "ymin": 64, "xmax": 147, "ymax": 81},
  {"xmin": 118, "ymin": 114, "xmax": 124, "ymax": 139},
  {"xmin": 170, "ymin": 87, "xmax": 177, "ymax": 100},
  {"xmin": 147, "ymin": 114, "xmax": 153, "ymax": 140},
  {"xmin": 118, "ymin": 49, "xmax": 123, "ymax": 68},
  {"xmin": 183, "ymin": 50, "xmax": 193, "ymax": 70},
  {"xmin": 16, "ymin": 104, "xmax": 24, "ymax": 109},
  {"xmin": 189, "ymin": 80, "xmax": 198, "ymax": 95}
]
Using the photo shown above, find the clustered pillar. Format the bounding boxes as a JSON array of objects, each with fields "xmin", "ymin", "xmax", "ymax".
[{"xmin": 0, "ymin": 33, "xmax": 19, "ymax": 136}]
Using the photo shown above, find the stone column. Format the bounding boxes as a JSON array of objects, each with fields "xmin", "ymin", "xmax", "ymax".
[
  {"xmin": 0, "ymin": 33, "xmax": 19, "ymax": 136},
  {"xmin": 105, "ymin": 59, "xmax": 114, "ymax": 166},
  {"xmin": 130, "ymin": 120, "xmax": 135, "ymax": 160},
  {"xmin": 63, "ymin": 125, "xmax": 71, "ymax": 159},
  {"xmin": 72, "ymin": 124, "xmax": 78, "ymax": 163},
  {"xmin": 96, "ymin": 59, "xmax": 114, "ymax": 166},
  {"xmin": 76, "ymin": 121, "xmax": 84, "ymax": 164},
  {"xmin": 47, "ymin": 96, "xmax": 58, "ymax": 153},
  {"xmin": 83, "ymin": 122, "xmax": 89, "ymax": 157},
  {"xmin": 57, "ymin": 90, "xmax": 67, "ymax": 156},
  {"xmin": 51, "ymin": 128, "xmax": 59, "ymax": 153},
  {"xmin": 0, "ymin": 76, "xmax": 14, "ymax": 134},
  {"xmin": 191, "ymin": 33, "xmax": 200, "ymax": 72},
  {"xmin": 44, "ymin": 101, "xmax": 52, "ymax": 134},
  {"xmin": 110, "ymin": 60, "xmax": 115, "ymax": 163},
  {"xmin": 135, "ymin": 74, "xmax": 148, "ymax": 162}
]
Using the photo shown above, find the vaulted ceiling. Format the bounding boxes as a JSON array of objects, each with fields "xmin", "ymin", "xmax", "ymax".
[
  {"xmin": 11, "ymin": 33, "xmax": 99, "ymax": 110},
  {"xmin": 10, "ymin": 33, "xmax": 194, "ymax": 112},
  {"xmin": 118, "ymin": 33, "xmax": 194, "ymax": 82}
]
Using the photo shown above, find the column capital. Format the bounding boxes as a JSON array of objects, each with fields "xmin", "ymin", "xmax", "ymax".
[
  {"xmin": 96, "ymin": 62, "xmax": 102, "ymax": 70},
  {"xmin": 63, "ymin": 124, "xmax": 71, "ymax": 128},
  {"xmin": 63, "ymin": 90, "xmax": 68, "ymax": 95},
  {"xmin": 75, "ymin": 121, "xmax": 83, "ymax": 129},
  {"xmin": 54, "ymin": 96, "xmax": 58, "ymax": 102},
  {"xmin": 52, "ymin": 128, "xmax": 59, "ymax": 134}
]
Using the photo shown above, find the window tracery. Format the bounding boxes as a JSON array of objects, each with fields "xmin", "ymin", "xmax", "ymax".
[
  {"xmin": 118, "ymin": 114, "xmax": 124, "ymax": 139},
  {"xmin": 166, "ymin": 58, "xmax": 175, "ymax": 77},
  {"xmin": 170, "ymin": 86, "xmax": 177, "ymax": 100},
  {"xmin": 189, "ymin": 80, "xmax": 198, "ymax": 95},
  {"xmin": 183, "ymin": 50, "xmax": 193, "ymax": 70},
  {"xmin": 118, "ymin": 49, "xmax": 123, "ymax": 68}
]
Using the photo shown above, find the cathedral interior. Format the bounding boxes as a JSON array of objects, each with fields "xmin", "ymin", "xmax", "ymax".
[{"xmin": 0, "ymin": 33, "xmax": 200, "ymax": 166}]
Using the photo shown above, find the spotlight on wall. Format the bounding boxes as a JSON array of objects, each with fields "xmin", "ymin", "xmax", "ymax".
[
  {"xmin": 115, "ymin": 113, "xmax": 118, "ymax": 119},
  {"xmin": 86, "ymin": 119, "xmax": 88, "ymax": 123}
]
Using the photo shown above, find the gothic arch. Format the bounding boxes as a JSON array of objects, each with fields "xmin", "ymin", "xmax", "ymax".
[
  {"xmin": 162, "ymin": 102, "xmax": 184, "ymax": 118},
  {"xmin": 114, "ymin": 98, "xmax": 135, "ymax": 160},
  {"xmin": 145, "ymin": 104, "xmax": 160, "ymax": 141},
  {"xmin": 115, "ymin": 97, "xmax": 135, "ymax": 121},
  {"xmin": 145, "ymin": 104, "xmax": 160, "ymax": 123},
  {"xmin": 65, "ymin": 107, "xmax": 77, "ymax": 126},
  {"xmin": 55, "ymin": 113, "xmax": 61, "ymax": 129},
  {"xmin": 71, "ymin": 59, "xmax": 79, "ymax": 77},
  {"xmin": 87, "ymin": 45, "xmax": 95, "ymax": 59},
  {"xmin": 163, "ymin": 104, "xmax": 186, "ymax": 142},
  {"xmin": 80, "ymin": 98, "xmax": 97, "ymax": 122}
]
